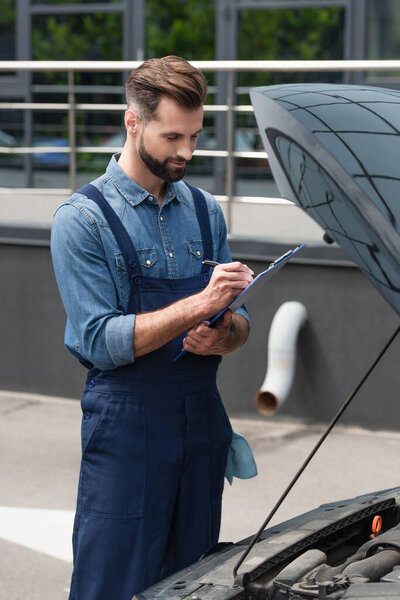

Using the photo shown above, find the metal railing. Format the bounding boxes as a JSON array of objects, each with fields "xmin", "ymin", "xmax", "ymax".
[{"xmin": 1, "ymin": 59, "xmax": 400, "ymax": 231}]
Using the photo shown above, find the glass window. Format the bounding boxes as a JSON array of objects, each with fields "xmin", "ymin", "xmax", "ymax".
[
  {"xmin": 0, "ymin": 104, "xmax": 23, "ymax": 141},
  {"xmin": 32, "ymin": 12, "xmax": 123, "ymax": 61},
  {"xmin": 0, "ymin": 104, "xmax": 25, "ymax": 184},
  {"xmin": 235, "ymin": 5, "xmax": 345, "ymax": 198},
  {"xmin": 29, "ymin": 10, "xmax": 124, "ymax": 188},
  {"xmin": 237, "ymin": 6, "xmax": 345, "ymax": 90},
  {"xmin": 31, "ymin": 0, "xmax": 122, "ymax": 4},
  {"xmin": 31, "ymin": 11, "xmax": 124, "ymax": 142},
  {"xmin": 367, "ymin": 0, "xmax": 400, "ymax": 81},
  {"xmin": 145, "ymin": 0, "xmax": 214, "ymax": 60},
  {"xmin": 0, "ymin": 0, "xmax": 16, "ymax": 61}
]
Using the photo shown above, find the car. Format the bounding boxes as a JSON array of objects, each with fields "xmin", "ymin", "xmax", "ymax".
[
  {"xmin": 0, "ymin": 130, "xmax": 17, "ymax": 147},
  {"xmin": 136, "ymin": 83, "xmax": 400, "ymax": 599},
  {"xmin": 32, "ymin": 137, "xmax": 70, "ymax": 169},
  {"xmin": 0, "ymin": 132, "xmax": 70, "ymax": 169},
  {"xmin": 99, "ymin": 132, "xmax": 126, "ymax": 148}
]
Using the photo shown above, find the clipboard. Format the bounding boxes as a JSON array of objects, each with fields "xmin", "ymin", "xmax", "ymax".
[{"xmin": 174, "ymin": 242, "xmax": 306, "ymax": 362}]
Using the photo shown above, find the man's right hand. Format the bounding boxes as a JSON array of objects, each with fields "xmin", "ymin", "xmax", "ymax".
[
  {"xmin": 134, "ymin": 261, "xmax": 253, "ymax": 359},
  {"xmin": 200, "ymin": 262, "xmax": 254, "ymax": 314}
]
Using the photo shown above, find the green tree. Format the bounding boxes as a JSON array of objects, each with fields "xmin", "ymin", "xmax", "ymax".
[
  {"xmin": 145, "ymin": 0, "xmax": 214, "ymax": 60},
  {"xmin": 0, "ymin": 0, "xmax": 16, "ymax": 60},
  {"xmin": 238, "ymin": 6, "xmax": 344, "ymax": 88},
  {"xmin": 32, "ymin": 13, "xmax": 122, "ymax": 62}
]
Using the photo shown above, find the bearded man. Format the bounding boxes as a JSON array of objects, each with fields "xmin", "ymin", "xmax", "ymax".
[{"xmin": 51, "ymin": 55, "xmax": 252, "ymax": 600}]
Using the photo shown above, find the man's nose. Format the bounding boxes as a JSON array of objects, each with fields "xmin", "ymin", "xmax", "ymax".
[{"xmin": 177, "ymin": 139, "xmax": 194, "ymax": 162}]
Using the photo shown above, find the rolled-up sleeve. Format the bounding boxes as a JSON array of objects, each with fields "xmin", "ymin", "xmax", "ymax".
[
  {"xmin": 51, "ymin": 203, "xmax": 136, "ymax": 370},
  {"xmin": 105, "ymin": 314, "xmax": 135, "ymax": 367}
]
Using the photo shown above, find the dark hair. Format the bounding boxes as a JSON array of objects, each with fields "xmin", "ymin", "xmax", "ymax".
[{"xmin": 125, "ymin": 55, "xmax": 207, "ymax": 121}]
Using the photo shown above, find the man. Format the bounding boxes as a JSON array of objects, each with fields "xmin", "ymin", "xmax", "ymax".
[{"xmin": 51, "ymin": 56, "xmax": 252, "ymax": 600}]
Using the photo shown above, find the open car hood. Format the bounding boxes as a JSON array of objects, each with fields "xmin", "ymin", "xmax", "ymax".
[{"xmin": 250, "ymin": 83, "xmax": 400, "ymax": 315}]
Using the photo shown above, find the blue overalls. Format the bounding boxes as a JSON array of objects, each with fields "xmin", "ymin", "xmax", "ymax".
[{"xmin": 69, "ymin": 183, "xmax": 233, "ymax": 600}]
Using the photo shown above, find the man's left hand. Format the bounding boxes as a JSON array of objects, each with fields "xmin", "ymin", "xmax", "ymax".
[{"xmin": 182, "ymin": 310, "xmax": 233, "ymax": 356}]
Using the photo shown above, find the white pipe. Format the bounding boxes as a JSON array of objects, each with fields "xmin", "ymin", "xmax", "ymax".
[{"xmin": 256, "ymin": 301, "xmax": 307, "ymax": 416}]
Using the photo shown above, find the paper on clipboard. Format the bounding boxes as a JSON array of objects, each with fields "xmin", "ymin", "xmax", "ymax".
[
  {"xmin": 173, "ymin": 243, "xmax": 306, "ymax": 361},
  {"xmin": 208, "ymin": 242, "xmax": 306, "ymax": 325}
]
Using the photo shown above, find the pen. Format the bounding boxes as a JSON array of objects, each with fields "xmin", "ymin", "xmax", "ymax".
[{"xmin": 202, "ymin": 260, "xmax": 220, "ymax": 267}]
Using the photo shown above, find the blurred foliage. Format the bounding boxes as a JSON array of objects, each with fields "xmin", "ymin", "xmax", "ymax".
[
  {"xmin": 25, "ymin": 1, "xmax": 344, "ymax": 166},
  {"xmin": 32, "ymin": 11, "xmax": 123, "ymax": 88},
  {"xmin": 0, "ymin": 0, "xmax": 16, "ymax": 61},
  {"xmin": 29, "ymin": 2, "xmax": 343, "ymax": 91},
  {"xmin": 0, "ymin": 0, "xmax": 15, "ymax": 25},
  {"xmin": 30, "ymin": 0, "xmax": 121, "ymax": 4},
  {"xmin": 31, "ymin": 0, "xmax": 214, "ymax": 62},
  {"xmin": 238, "ymin": 7, "xmax": 344, "ymax": 88},
  {"xmin": 145, "ymin": 0, "xmax": 215, "ymax": 92},
  {"xmin": 32, "ymin": 13, "xmax": 123, "ymax": 61},
  {"xmin": 146, "ymin": 0, "xmax": 214, "ymax": 60}
]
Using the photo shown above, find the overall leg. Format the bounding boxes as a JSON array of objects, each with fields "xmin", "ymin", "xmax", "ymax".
[
  {"xmin": 69, "ymin": 389, "xmax": 187, "ymax": 600},
  {"xmin": 161, "ymin": 386, "xmax": 232, "ymax": 578}
]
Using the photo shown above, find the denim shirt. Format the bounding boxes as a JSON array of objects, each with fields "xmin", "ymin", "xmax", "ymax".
[{"xmin": 51, "ymin": 154, "xmax": 249, "ymax": 371}]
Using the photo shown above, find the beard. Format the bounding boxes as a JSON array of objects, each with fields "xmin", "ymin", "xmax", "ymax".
[{"xmin": 138, "ymin": 134, "xmax": 187, "ymax": 182}]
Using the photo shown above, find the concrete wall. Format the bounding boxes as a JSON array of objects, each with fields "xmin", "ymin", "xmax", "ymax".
[{"xmin": 1, "ymin": 226, "xmax": 399, "ymax": 430}]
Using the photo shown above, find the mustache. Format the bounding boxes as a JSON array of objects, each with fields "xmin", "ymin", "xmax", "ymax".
[{"xmin": 168, "ymin": 157, "xmax": 187, "ymax": 165}]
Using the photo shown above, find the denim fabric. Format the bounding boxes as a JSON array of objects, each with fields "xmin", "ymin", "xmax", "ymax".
[{"xmin": 51, "ymin": 154, "xmax": 249, "ymax": 371}]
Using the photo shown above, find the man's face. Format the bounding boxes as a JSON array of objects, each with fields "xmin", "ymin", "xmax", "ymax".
[{"xmin": 136, "ymin": 97, "xmax": 203, "ymax": 182}]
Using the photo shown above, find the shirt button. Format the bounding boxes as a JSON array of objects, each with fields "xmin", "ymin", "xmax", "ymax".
[
  {"xmin": 145, "ymin": 259, "xmax": 151, "ymax": 266},
  {"xmin": 160, "ymin": 216, "xmax": 164, "ymax": 222},
  {"xmin": 128, "ymin": 259, "xmax": 136, "ymax": 268},
  {"xmin": 89, "ymin": 379, "xmax": 95, "ymax": 389},
  {"xmin": 196, "ymin": 250, "xmax": 201, "ymax": 256},
  {"xmin": 134, "ymin": 276, "xmax": 142, "ymax": 285},
  {"xmin": 84, "ymin": 411, "xmax": 91, "ymax": 420},
  {"xmin": 168, "ymin": 252, "xmax": 173, "ymax": 258},
  {"xmin": 203, "ymin": 274, "xmax": 210, "ymax": 284},
  {"xmin": 148, "ymin": 196, "xmax": 154, "ymax": 202}
]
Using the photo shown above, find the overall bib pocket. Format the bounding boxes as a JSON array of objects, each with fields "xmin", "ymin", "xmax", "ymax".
[{"xmin": 81, "ymin": 392, "xmax": 147, "ymax": 518}]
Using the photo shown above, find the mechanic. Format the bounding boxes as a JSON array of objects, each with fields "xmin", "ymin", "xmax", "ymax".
[{"xmin": 51, "ymin": 55, "xmax": 252, "ymax": 600}]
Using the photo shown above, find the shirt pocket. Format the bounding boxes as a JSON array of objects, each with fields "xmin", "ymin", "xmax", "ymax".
[
  {"xmin": 137, "ymin": 248, "xmax": 158, "ymax": 276},
  {"xmin": 115, "ymin": 249, "xmax": 159, "ymax": 299},
  {"xmin": 186, "ymin": 240, "xmax": 204, "ymax": 276}
]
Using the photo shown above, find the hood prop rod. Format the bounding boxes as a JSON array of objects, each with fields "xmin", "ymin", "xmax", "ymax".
[{"xmin": 233, "ymin": 323, "xmax": 400, "ymax": 588}]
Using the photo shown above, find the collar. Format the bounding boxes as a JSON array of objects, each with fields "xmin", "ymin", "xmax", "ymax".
[{"xmin": 106, "ymin": 154, "xmax": 178, "ymax": 207}]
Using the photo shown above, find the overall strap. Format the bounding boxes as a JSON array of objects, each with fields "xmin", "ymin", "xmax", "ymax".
[
  {"xmin": 77, "ymin": 184, "xmax": 141, "ymax": 278},
  {"xmin": 78, "ymin": 182, "xmax": 214, "ymax": 277},
  {"xmin": 185, "ymin": 183, "xmax": 214, "ymax": 273}
]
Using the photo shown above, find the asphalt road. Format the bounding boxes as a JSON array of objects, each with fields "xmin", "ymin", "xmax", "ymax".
[{"xmin": 1, "ymin": 389, "xmax": 400, "ymax": 599}]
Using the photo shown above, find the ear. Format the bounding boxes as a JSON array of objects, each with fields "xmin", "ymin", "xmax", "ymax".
[{"xmin": 125, "ymin": 109, "xmax": 141, "ymax": 136}]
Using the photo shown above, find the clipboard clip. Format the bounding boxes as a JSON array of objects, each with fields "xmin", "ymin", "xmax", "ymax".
[
  {"xmin": 174, "ymin": 243, "xmax": 306, "ymax": 362},
  {"xmin": 269, "ymin": 250, "xmax": 292, "ymax": 267}
]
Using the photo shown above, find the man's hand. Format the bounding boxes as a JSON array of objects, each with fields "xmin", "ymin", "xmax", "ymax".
[
  {"xmin": 200, "ymin": 262, "xmax": 254, "ymax": 314},
  {"xmin": 134, "ymin": 262, "xmax": 252, "ymax": 358},
  {"xmin": 183, "ymin": 310, "xmax": 233, "ymax": 356},
  {"xmin": 183, "ymin": 311, "xmax": 250, "ymax": 356}
]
